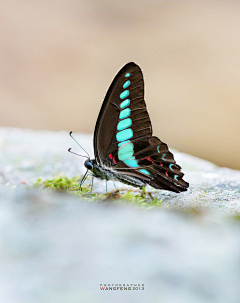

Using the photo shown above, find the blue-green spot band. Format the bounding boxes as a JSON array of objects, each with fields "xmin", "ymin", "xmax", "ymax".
[
  {"xmin": 123, "ymin": 80, "xmax": 130, "ymax": 89},
  {"xmin": 118, "ymin": 143, "xmax": 134, "ymax": 161},
  {"xmin": 116, "ymin": 128, "xmax": 133, "ymax": 142},
  {"xmin": 120, "ymin": 90, "xmax": 129, "ymax": 99},
  {"xmin": 120, "ymin": 99, "xmax": 130, "ymax": 109},
  {"xmin": 140, "ymin": 169, "xmax": 150, "ymax": 175},
  {"xmin": 119, "ymin": 108, "xmax": 131, "ymax": 119},
  {"xmin": 124, "ymin": 157, "xmax": 138, "ymax": 168},
  {"xmin": 117, "ymin": 74, "xmax": 136, "ymax": 168},
  {"xmin": 118, "ymin": 140, "xmax": 131, "ymax": 147},
  {"xmin": 117, "ymin": 118, "xmax": 132, "ymax": 131}
]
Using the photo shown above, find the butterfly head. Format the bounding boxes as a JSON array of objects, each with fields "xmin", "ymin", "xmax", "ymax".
[{"xmin": 84, "ymin": 159, "xmax": 94, "ymax": 171}]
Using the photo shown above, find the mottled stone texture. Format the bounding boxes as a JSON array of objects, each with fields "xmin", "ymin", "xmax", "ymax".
[
  {"xmin": 0, "ymin": 127, "xmax": 240, "ymax": 303},
  {"xmin": 1, "ymin": 127, "xmax": 240, "ymax": 213}
]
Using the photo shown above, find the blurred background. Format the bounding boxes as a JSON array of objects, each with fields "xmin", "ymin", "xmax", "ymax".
[{"xmin": 1, "ymin": 0, "xmax": 240, "ymax": 169}]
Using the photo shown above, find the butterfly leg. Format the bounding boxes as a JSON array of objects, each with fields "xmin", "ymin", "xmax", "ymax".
[
  {"xmin": 79, "ymin": 170, "xmax": 88, "ymax": 191},
  {"xmin": 90, "ymin": 176, "xmax": 94, "ymax": 198},
  {"xmin": 113, "ymin": 181, "xmax": 117, "ymax": 191}
]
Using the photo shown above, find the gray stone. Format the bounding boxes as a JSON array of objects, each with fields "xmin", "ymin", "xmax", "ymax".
[
  {"xmin": 1, "ymin": 127, "xmax": 240, "ymax": 303},
  {"xmin": 0, "ymin": 187, "xmax": 240, "ymax": 303},
  {"xmin": 0, "ymin": 127, "xmax": 240, "ymax": 214}
]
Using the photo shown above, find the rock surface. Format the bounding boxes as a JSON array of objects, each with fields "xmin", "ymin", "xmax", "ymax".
[
  {"xmin": 0, "ymin": 127, "xmax": 240, "ymax": 303},
  {"xmin": 0, "ymin": 187, "xmax": 240, "ymax": 303},
  {"xmin": 1, "ymin": 127, "xmax": 240, "ymax": 213}
]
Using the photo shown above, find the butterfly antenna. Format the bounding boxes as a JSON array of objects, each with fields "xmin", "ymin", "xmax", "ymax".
[
  {"xmin": 69, "ymin": 131, "xmax": 90, "ymax": 158},
  {"xmin": 68, "ymin": 148, "xmax": 88, "ymax": 159}
]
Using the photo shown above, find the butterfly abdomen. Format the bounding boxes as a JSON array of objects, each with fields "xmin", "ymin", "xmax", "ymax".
[
  {"xmin": 91, "ymin": 159, "xmax": 146, "ymax": 188},
  {"xmin": 115, "ymin": 173, "xmax": 146, "ymax": 189}
]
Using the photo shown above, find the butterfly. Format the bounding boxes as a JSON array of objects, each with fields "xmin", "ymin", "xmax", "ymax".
[{"xmin": 70, "ymin": 62, "xmax": 189, "ymax": 193}]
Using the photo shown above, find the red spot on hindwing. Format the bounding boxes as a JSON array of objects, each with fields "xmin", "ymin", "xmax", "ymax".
[
  {"xmin": 109, "ymin": 153, "xmax": 117, "ymax": 164},
  {"xmin": 165, "ymin": 171, "xmax": 168, "ymax": 176},
  {"xmin": 160, "ymin": 162, "xmax": 163, "ymax": 167},
  {"xmin": 142, "ymin": 156, "xmax": 154, "ymax": 164}
]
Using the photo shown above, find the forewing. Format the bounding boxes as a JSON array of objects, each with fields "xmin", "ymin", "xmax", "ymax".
[{"xmin": 93, "ymin": 62, "xmax": 151, "ymax": 165}]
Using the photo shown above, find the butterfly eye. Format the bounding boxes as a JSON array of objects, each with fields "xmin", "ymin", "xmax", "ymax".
[{"xmin": 84, "ymin": 160, "xmax": 93, "ymax": 170}]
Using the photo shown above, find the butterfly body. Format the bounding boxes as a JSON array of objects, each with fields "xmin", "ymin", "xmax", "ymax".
[
  {"xmin": 82, "ymin": 62, "xmax": 189, "ymax": 193},
  {"xmin": 84, "ymin": 159, "xmax": 146, "ymax": 188}
]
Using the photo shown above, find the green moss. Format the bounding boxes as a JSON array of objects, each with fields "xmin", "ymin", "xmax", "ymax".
[
  {"xmin": 35, "ymin": 175, "xmax": 86, "ymax": 191},
  {"xmin": 34, "ymin": 174, "xmax": 162, "ymax": 208}
]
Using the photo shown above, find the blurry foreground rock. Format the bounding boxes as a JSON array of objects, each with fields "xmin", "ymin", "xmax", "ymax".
[{"xmin": 0, "ymin": 127, "xmax": 240, "ymax": 303}]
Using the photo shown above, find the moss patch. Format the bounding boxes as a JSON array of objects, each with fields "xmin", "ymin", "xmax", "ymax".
[{"xmin": 34, "ymin": 174, "xmax": 162, "ymax": 208}]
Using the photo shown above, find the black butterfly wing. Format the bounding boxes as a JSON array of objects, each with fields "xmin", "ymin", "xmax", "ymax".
[
  {"xmin": 94, "ymin": 62, "xmax": 189, "ymax": 193},
  {"xmin": 94, "ymin": 62, "xmax": 151, "ymax": 164},
  {"xmin": 115, "ymin": 136, "xmax": 189, "ymax": 192}
]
